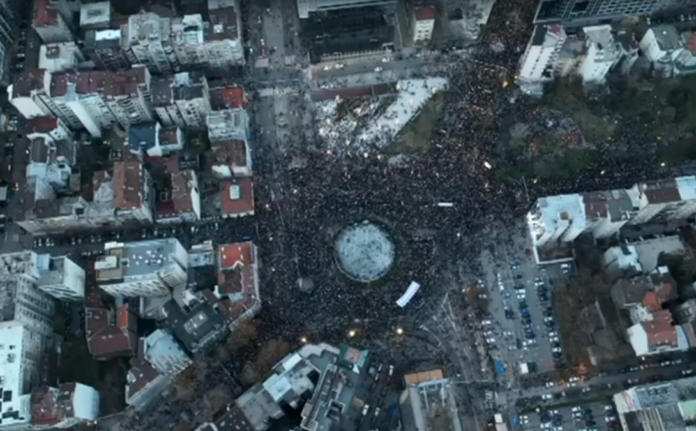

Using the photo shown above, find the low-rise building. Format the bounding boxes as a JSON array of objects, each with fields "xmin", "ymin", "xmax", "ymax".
[
  {"xmin": 128, "ymin": 122, "xmax": 184, "ymax": 157},
  {"xmin": 96, "ymin": 238, "xmax": 188, "ymax": 297},
  {"xmin": 211, "ymin": 140, "xmax": 251, "ymax": 178},
  {"xmin": 125, "ymin": 357, "xmax": 170, "ymax": 410},
  {"xmin": 85, "ymin": 304, "xmax": 138, "ymax": 360},
  {"xmin": 211, "ymin": 241, "xmax": 261, "ymax": 329},
  {"xmin": 220, "ymin": 177, "xmax": 254, "ymax": 218},
  {"xmin": 30, "ymin": 383, "xmax": 100, "ymax": 429},
  {"xmin": 142, "ymin": 329, "xmax": 192, "ymax": 376},
  {"xmin": 209, "ymin": 85, "xmax": 244, "ymax": 110},
  {"xmin": 156, "ymin": 169, "xmax": 201, "ymax": 223},
  {"xmin": 162, "ymin": 298, "xmax": 228, "ymax": 353},
  {"xmin": 113, "ymin": 161, "xmax": 155, "ymax": 224}
]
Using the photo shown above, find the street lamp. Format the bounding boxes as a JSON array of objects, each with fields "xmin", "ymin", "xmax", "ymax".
[
  {"xmin": 348, "ymin": 329, "xmax": 357, "ymax": 338},
  {"xmin": 396, "ymin": 327, "xmax": 404, "ymax": 335},
  {"xmin": 300, "ymin": 336, "xmax": 308, "ymax": 344}
]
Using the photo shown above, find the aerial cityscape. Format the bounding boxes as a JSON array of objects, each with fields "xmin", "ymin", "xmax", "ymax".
[{"xmin": 2, "ymin": 0, "xmax": 696, "ymax": 430}]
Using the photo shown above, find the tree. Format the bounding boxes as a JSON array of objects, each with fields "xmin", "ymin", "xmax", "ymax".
[
  {"xmin": 227, "ymin": 320, "xmax": 259, "ymax": 350},
  {"xmin": 256, "ymin": 339, "xmax": 291, "ymax": 375},
  {"xmin": 240, "ymin": 363, "xmax": 259, "ymax": 386}
]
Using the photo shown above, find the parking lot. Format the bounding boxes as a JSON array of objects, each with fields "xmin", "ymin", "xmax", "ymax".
[
  {"xmin": 518, "ymin": 400, "xmax": 621, "ymax": 431},
  {"xmin": 478, "ymin": 221, "xmax": 571, "ymax": 381}
]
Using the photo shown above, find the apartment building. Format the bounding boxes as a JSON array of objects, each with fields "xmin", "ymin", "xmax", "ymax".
[
  {"xmin": 153, "ymin": 71, "xmax": 211, "ymax": 130},
  {"xmin": 122, "ymin": 12, "xmax": 178, "ymax": 74},
  {"xmin": 96, "ymin": 238, "xmax": 188, "ymax": 297}
]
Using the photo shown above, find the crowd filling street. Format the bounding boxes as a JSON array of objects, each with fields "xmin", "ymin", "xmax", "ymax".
[{"xmin": 5, "ymin": 0, "xmax": 696, "ymax": 430}]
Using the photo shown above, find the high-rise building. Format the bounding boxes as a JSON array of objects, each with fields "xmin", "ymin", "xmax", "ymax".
[
  {"xmin": 518, "ymin": 24, "xmax": 567, "ymax": 83},
  {"xmin": 153, "ymin": 71, "xmax": 211, "ymax": 130},
  {"xmin": 0, "ymin": 0, "xmax": 16, "ymax": 85},
  {"xmin": 84, "ymin": 29, "xmax": 132, "ymax": 71},
  {"xmin": 297, "ymin": 0, "xmax": 396, "ymax": 19},
  {"xmin": 534, "ymin": 0, "xmax": 696, "ymax": 28},
  {"xmin": 0, "ymin": 251, "xmax": 85, "ymax": 302},
  {"xmin": 613, "ymin": 376, "xmax": 696, "ymax": 431},
  {"xmin": 122, "ymin": 12, "xmax": 178, "ymax": 74},
  {"xmin": 399, "ymin": 369, "xmax": 463, "ymax": 431},
  {"xmin": 0, "ymin": 322, "xmax": 43, "ymax": 429},
  {"xmin": 96, "ymin": 238, "xmax": 188, "ymax": 297}
]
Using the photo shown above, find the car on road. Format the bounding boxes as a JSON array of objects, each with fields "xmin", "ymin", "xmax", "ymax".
[
  {"xmin": 551, "ymin": 347, "xmax": 562, "ymax": 353},
  {"xmin": 683, "ymin": 369, "xmax": 694, "ymax": 376},
  {"xmin": 486, "ymin": 337, "xmax": 496, "ymax": 344},
  {"xmin": 545, "ymin": 381, "xmax": 555, "ymax": 387},
  {"xmin": 374, "ymin": 67, "xmax": 383, "ymax": 72},
  {"xmin": 549, "ymin": 331, "xmax": 558, "ymax": 337},
  {"xmin": 362, "ymin": 404, "xmax": 369, "ymax": 416},
  {"xmin": 542, "ymin": 394, "xmax": 553, "ymax": 400}
]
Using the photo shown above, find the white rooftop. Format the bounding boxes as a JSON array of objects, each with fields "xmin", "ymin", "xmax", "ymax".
[
  {"xmin": 358, "ymin": 78, "xmax": 448, "ymax": 147},
  {"xmin": 530, "ymin": 194, "xmax": 585, "ymax": 238},
  {"xmin": 80, "ymin": 1, "xmax": 111, "ymax": 27},
  {"xmin": 677, "ymin": 176, "xmax": 696, "ymax": 201}
]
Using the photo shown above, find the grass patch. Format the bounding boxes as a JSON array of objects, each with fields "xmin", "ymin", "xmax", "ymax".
[{"xmin": 387, "ymin": 92, "xmax": 445, "ymax": 154}]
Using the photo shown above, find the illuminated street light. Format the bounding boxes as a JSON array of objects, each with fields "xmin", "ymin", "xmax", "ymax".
[
  {"xmin": 396, "ymin": 327, "xmax": 404, "ymax": 335},
  {"xmin": 301, "ymin": 336, "xmax": 308, "ymax": 344},
  {"xmin": 348, "ymin": 329, "xmax": 357, "ymax": 338}
]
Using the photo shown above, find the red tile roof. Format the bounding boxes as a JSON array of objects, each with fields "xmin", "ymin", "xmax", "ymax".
[
  {"xmin": 171, "ymin": 170, "xmax": 196, "ymax": 215},
  {"xmin": 27, "ymin": 116, "xmax": 59, "ymax": 134},
  {"xmin": 34, "ymin": 0, "xmax": 59, "ymax": 27},
  {"xmin": 113, "ymin": 161, "xmax": 143, "ymax": 210},
  {"xmin": 642, "ymin": 291, "xmax": 661, "ymax": 312},
  {"xmin": 644, "ymin": 309, "xmax": 678, "ymax": 350},
  {"xmin": 31, "ymin": 384, "xmax": 74, "ymax": 426},
  {"xmin": 415, "ymin": 5, "xmax": 436, "ymax": 21},
  {"xmin": 212, "ymin": 140, "xmax": 247, "ymax": 169},
  {"xmin": 220, "ymin": 177, "xmax": 254, "ymax": 217},
  {"xmin": 219, "ymin": 241, "xmax": 254, "ymax": 270},
  {"xmin": 210, "ymin": 86, "xmax": 245, "ymax": 110},
  {"xmin": 86, "ymin": 305, "xmax": 137, "ymax": 360},
  {"xmin": 13, "ymin": 69, "xmax": 48, "ymax": 97}
]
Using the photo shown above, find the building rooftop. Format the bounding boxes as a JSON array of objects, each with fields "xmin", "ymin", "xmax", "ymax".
[
  {"xmin": 125, "ymin": 357, "xmax": 166, "ymax": 405},
  {"xmin": 12, "ymin": 69, "xmax": 49, "ymax": 98},
  {"xmin": 80, "ymin": 1, "xmax": 111, "ymax": 28},
  {"xmin": 207, "ymin": 0, "xmax": 239, "ymax": 41},
  {"xmin": 152, "ymin": 76, "xmax": 174, "ymax": 107},
  {"xmin": 113, "ymin": 161, "xmax": 145, "ymax": 210},
  {"xmin": 212, "ymin": 140, "xmax": 247, "ymax": 170},
  {"xmin": 30, "ymin": 383, "xmax": 98, "ymax": 426},
  {"xmin": 129, "ymin": 123, "xmax": 158, "ymax": 153},
  {"xmin": 415, "ymin": 5, "xmax": 436, "ymax": 21},
  {"xmin": 171, "ymin": 169, "xmax": 197, "ymax": 216},
  {"xmin": 85, "ymin": 305, "xmax": 137, "ymax": 359},
  {"xmin": 27, "ymin": 116, "xmax": 60, "ymax": 134},
  {"xmin": 651, "ymin": 25, "xmax": 682, "ymax": 52},
  {"xmin": 143, "ymin": 329, "xmax": 191, "ymax": 376},
  {"xmin": 34, "ymin": 0, "xmax": 59, "ymax": 27},
  {"xmin": 400, "ymin": 377, "xmax": 463, "ymax": 431},
  {"xmin": 162, "ymin": 300, "xmax": 227, "ymax": 352},
  {"xmin": 209, "ymin": 86, "xmax": 244, "ymax": 110},
  {"xmin": 220, "ymin": 177, "xmax": 254, "ymax": 217},
  {"xmin": 96, "ymin": 238, "xmax": 186, "ymax": 281}
]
